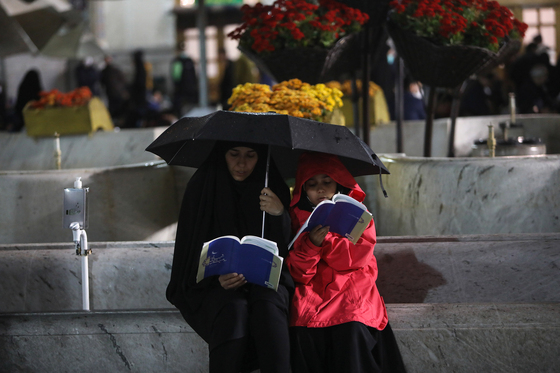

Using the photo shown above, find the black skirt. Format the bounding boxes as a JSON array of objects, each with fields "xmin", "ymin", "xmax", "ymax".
[
  {"xmin": 180, "ymin": 283, "xmax": 291, "ymax": 373},
  {"xmin": 290, "ymin": 322, "xmax": 407, "ymax": 373}
]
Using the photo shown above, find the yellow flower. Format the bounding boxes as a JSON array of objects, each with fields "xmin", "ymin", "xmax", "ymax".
[
  {"xmin": 228, "ymin": 79, "xmax": 343, "ymax": 122},
  {"xmin": 326, "ymin": 80, "xmax": 381, "ymax": 98}
]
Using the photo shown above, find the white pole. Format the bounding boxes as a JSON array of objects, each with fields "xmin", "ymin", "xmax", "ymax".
[
  {"xmin": 67, "ymin": 178, "xmax": 91, "ymax": 311},
  {"xmin": 81, "ymin": 255, "xmax": 90, "ymax": 311},
  {"xmin": 54, "ymin": 132, "xmax": 61, "ymax": 170}
]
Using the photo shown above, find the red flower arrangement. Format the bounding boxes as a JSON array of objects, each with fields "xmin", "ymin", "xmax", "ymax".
[
  {"xmin": 30, "ymin": 87, "xmax": 93, "ymax": 109},
  {"xmin": 388, "ymin": 0, "xmax": 528, "ymax": 52},
  {"xmin": 228, "ymin": 0, "xmax": 369, "ymax": 54}
]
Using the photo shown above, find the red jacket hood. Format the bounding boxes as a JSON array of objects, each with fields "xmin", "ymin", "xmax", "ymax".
[{"xmin": 290, "ymin": 152, "xmax": 366, "ymax": 207}]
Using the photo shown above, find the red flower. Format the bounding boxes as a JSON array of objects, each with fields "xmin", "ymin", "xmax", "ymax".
[
  {"xmin": 291, "ymin": 29, "xmax": 305, "ymax": 40},
  {"xmin": 228, "ymin": 0, "xmax": 369, "ymax": 54},
  {"xmin": 389, "ymin": 0, "xmax": 527, "ymax": 52},
  {"xmin": 30, "ymin": 87, "xmax": 92, "ymax": 109}
]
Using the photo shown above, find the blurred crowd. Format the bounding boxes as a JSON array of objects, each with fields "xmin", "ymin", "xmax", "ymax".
[
  {"xmin": 1, "ymin": 34, "xmax": 559, "ymax": 133},
  {"xmin": 383, "ymin": 34, "xmax": 560, "ymax": 121},
  {"xmin": 0, "ymin": 43, "xmax": 272, "ymax": 133},
  {"xmin": 0, "ymin": 48, "xmax": 195, "ymax": 132}
]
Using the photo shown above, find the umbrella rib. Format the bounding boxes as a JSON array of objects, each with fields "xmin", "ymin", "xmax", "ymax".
[{"xmin": 167, "ymin": 140, "xmax": 191, "ymax": 165}]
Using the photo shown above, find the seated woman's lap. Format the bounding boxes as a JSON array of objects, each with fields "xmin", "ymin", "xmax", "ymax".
[
  {"xmin": 206, "ymin": 284, "xmax": 290, "ymax": 351},
  {"xmin": 291, "ymin": 322, "xmax": 380, "ymax": 373}
]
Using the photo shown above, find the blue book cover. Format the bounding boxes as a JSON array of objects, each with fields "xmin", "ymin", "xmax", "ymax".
[
  {"xmin": 288, "ymin": 193, "xmax": 373, "ymax": 248},
  {"xmin": 196, "ymin": 235, "xmax": 283, "ymax": 291}
]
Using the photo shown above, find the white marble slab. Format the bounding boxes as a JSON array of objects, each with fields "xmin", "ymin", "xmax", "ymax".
[
  {"xmin": 369, "ymin": 154, "xmax": 560, "ymax": 236},
  {"xmin": 1, "ymin": 234, "xmax": 558, "ymax": 313},
  {"xmin": 1, "ymin": 304, "xmax": 559, "ymax": 373},
  {"xmin": 0, "ymin": 127, "xmax": 166, "ymax": 171},
  {"xmin": 0, "ymin": 163, "xmax": 193, "ymax": 244}
]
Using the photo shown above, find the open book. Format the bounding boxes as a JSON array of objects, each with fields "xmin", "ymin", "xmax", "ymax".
[
  {"xmin": 289, "ymin": 193, "xmax": 373, "ymax": 249},
  {"xmin": 196, "ymin": 235, "xmax": 283, "ymax": 291}
]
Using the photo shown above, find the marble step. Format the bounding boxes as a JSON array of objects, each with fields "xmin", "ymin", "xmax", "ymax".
[
  {"xmin": 1, "ymin": 304, "xmax": 559, "ymax": 373},
  {"xmin": 1, "ymin": 233, "xmax": 559, "ymax": 313}
]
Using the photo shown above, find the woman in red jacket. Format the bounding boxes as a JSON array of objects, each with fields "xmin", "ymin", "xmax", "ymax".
[{"xmin": 287, "ymin": 152, "xmax": 406, "ymax": 373}]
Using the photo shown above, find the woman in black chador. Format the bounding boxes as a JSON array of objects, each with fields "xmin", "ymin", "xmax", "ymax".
[
  {"xmin": 166, "ymin": 141, "xmax": 294, "ymax": 373},
  {"xmin": 13, "ymin": 69, "xmax": 43, "ymax": 132}
]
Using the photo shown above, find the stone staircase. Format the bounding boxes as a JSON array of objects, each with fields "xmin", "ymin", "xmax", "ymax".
[{"xmin": 1, "ymin": 234, "xmax": 560, "ymax": 372}]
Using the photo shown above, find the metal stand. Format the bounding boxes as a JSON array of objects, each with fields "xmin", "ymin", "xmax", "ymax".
[
  {"xmin": 395, "ymin": 56, "xmax": 404, "ymax": 153},
  {"xmin": 447, "ymin": 81, "xmax": 468, "ymax": 157},
  {"xmin": 64, "ymin": 177, "xmax": 91, "ymax": 311},
  {"xmin": 71, "ymin": 222, "xmax": 91, "ymax": 311},
  {"xmin": 424, "ymin": 87, "xmax": 437, "ymax": 157}
]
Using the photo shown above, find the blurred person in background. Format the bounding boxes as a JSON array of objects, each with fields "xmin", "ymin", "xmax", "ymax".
[
  {"xmin": 75, "ymin": 56, "xmax": 101, "ymax": 96},
  {"xmin": 171, "ymin": 44, "xmax": 198, "ymax": 118},
  {"xmin": 510, "ymin": 42, "xmax": 540, "ymax": 91},
  {"xmin": 403, "ymin": 78, "xmax": 426, "ymax": 120},
  {"xmin": 459, "ymin": 73, "xmax": 507, "ymax": 117},
  {"xmin": 218, "ymin": 47, "xmax": 235, "ymax": 110},
  {"xmin": 11, "ymin": 69, "xmax": 43, "ymax": 132},
  {"xmin": 516, "ymin": 63, "xmax": 555, "ymax": 114},
  {"xmin": 100, "ymin": 55, "xmax": 130, "ymax": 127},
  {"xmin": 233, "ymin": 54, "xmax": 259, "ymax": 87},
  {"xmin": 125, "ymin": 50, "xmax": 148, "ymax": 128},
  {"xmin": 0, "ymin": 81, "xmax": 7, "ymax": 131},
  {"xmin": 511, "ymin": 38, "xmax": 556, "ymax": 112},
  {"xmin": 145, "ymin": 89, "xmax": 176, "ymax": 128}
]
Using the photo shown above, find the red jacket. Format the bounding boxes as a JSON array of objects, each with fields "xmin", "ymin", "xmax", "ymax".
[{"xmin": 286, "ymin": 153, "xmax": 388, "ymax": 330}]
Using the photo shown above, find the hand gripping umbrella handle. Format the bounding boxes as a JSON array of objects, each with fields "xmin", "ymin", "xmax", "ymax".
[{"xmin": 262, "ymin": 146, "xmax": 271, "ymax": 238}]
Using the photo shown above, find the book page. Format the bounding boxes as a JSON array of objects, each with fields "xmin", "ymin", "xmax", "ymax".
[
  {"xmin": 240, "ymin": 235, "xmax": 279, "ymax": 255},
  {"xmin": 332, "ymin": 193, "xmax": 365, "ymax": 208},
  {"xmin": 206, "ymin": 235, "xmax": 241, "ymax": 245}
]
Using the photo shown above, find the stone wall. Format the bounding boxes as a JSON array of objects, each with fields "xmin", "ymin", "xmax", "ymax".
[{"xmin": 369, "ymin": 154, "xmax": 560, "ymax": 236}]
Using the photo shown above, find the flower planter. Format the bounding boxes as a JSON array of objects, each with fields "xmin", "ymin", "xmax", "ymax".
[
  {"xmin": 387, "ymin": 20, "xmax": 498, "ymax": 89},
  {"xmin": 239, "ymin": 46, "xmax": 328, "ymax": 85},
  {"xmin": 477, "ymin": 38, "xmax": 522, "ymax": 75},
  {"xmin": 239, "ymin": 34, "xmax": 359, "ymax": 85},
  {"xmin": 23, "ymin": 97, "xmax": 114, "ymax": 137},
  {"xmin": 321, "ymin": 33, "xmax": 363, "ymax": 82}
]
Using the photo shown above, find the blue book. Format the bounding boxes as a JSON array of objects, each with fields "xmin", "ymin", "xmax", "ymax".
[
  {"xmin": 196, "ymin": 235, "xmax": 283, "ymax": 291},
  {"xmin": 288, "ymin": 193, "xmax": 373, "ymax": 249}
]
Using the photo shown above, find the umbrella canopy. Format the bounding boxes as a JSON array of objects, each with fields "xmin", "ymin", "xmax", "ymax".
[{"xmin": 146, "ymin": 110, "xmax": 389, "ymax": 179}]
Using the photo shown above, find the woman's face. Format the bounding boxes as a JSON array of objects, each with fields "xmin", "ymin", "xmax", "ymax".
[
  {"xmin": 303, "ymin": 174, "xmax": 337, "ymax": 206},
  {"xmin": 225, "ymin": 147, "xmax": 258, "ymax": 181}
]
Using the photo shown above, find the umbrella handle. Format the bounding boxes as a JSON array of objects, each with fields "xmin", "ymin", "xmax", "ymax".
[{"xmin": 262, "ymin": 146, "xmax": 271, "ymax": 238}]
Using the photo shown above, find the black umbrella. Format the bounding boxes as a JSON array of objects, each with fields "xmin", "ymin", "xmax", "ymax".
[
  {"xmin": 146, "ymin": 110, "xmax": 389, "ymax": 237},
  {"xmin": 146, "ymin": 110, "xmax": 389, "ymax": 179}
]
